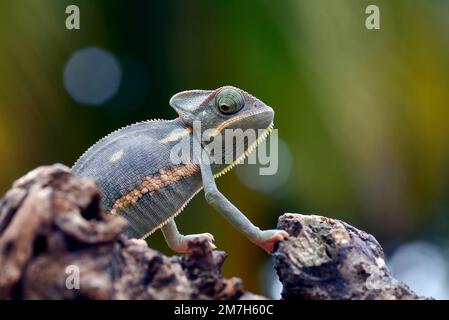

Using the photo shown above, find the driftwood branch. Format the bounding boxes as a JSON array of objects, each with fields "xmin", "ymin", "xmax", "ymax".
[
  {"xmin": 274, "ymin": 214, "xmax": 426, "ymax": 299},
  {"xmin": 0, "ymin": 165, "xmax": 427, "ymax": 300}
]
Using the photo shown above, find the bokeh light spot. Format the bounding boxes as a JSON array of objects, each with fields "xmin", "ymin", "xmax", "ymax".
[
  {"xmin": 64, "ymin": 47, "xmax": 122, "ymax": 106},
  {"xmin": 388, "ymin": 241, "xmax": 449, "ymax": 299}
]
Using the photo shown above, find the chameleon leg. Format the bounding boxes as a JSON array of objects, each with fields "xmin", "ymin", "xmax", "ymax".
[
  {"xmin": 197, "ymin": 153, "xmax": 289, "ymax": 254},
  {"xmin": 161, "ymin": 219, "xmax": 216, "ymax": 253}
]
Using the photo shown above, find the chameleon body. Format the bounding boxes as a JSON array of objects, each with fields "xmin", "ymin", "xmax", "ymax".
[{"xmin": 73, "ymin": 86, "xmax": 288, "ymax": 253}]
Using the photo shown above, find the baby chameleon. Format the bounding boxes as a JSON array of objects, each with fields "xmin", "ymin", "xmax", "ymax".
[{"xmin": 72, "ymin": 86, "xmax": 288, "ymax": 254}]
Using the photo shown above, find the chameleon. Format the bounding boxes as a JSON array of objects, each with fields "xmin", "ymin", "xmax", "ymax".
[{"xmin": 72, "ymin": 86, "xmax": 288, "ymax": 254}]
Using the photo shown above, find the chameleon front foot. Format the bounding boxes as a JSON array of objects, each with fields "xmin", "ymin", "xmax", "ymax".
[
  {"xmin": 253, "ymin": 229, "xmax": 289, "ymax": 254},
  {"xmin": 175, "ymin": 232, "xmax": 216, "ymax": 253}
]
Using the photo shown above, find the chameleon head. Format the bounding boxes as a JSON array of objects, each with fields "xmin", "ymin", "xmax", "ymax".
[{"xmin": 170, "ymin": 86, "xmax": 275, "ymax": 175}]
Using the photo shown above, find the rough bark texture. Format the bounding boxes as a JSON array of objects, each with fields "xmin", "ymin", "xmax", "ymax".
[
  {"xmin": 0, "ymin": 165, "xmax": 428, "ymax": 300},
  {"xmin": 274, "ymin": 213, "xmax": 427, "ymax": 299}
]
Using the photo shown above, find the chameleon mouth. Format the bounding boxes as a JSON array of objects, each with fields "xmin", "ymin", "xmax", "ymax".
[{"xmin": 213, "ymin": 121, "xmax": 274, "ymax": 178}]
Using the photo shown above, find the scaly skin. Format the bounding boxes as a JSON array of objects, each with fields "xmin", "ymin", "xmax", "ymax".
[{"xmin": 73, "ymin": 86, "xmax": 288, "ymax": 254}]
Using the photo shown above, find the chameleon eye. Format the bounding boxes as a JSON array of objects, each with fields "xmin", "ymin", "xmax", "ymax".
[{"xmin": 216, "ymin": 88, "xmax": 244, "ymax": 115}]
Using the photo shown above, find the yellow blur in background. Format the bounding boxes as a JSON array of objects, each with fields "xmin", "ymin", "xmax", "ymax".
[{"xmin": 1, "ymin": 0, "xmax": 449, "ymax": 298}]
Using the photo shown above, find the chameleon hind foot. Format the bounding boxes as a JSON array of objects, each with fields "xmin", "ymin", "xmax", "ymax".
[
  {"xmin": 161, "ymin": 220, "xmax": 216, "ymax": 253},
  {"xmin": 174, "ymin": 232, "xmax": 216, "ymax": 253},
  {"xmin": 129, "ymin": 239, "xmax": 148, "ymax": 247},
  {"xmin": 252, "ymin": 229, "xmax": 289, "ymax": 254},
  {"xmin": 184, "ymin": 232, "xmax": 216, "ymax": 252}
]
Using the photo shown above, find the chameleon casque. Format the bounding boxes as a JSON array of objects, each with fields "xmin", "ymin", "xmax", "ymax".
[{"xmin": 73, "ymin": 86, "xmax": 288, "ymax": 254}]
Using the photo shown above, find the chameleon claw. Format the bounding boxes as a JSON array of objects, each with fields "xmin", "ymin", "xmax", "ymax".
[
  {"xmin": 129, "ymin": 238, "xmax": 148, "ymax": 247},
  {"xmin": 203, "ymin": 232, "xmax": 215, "ymax": 242},
  {"xmin": 197, "ymin": 233, "xmax": 216, "ymax": 250},
  {"xmin": 253, "ymin": 229, "xmax": 289, "ymax": 254},
  {"xmin": 208, "ymin": 241, "xmax": 217, "ymax": 250},
  {"xmin": 182, "ymin": 232, "xmax": 216, "ymax": 252}
]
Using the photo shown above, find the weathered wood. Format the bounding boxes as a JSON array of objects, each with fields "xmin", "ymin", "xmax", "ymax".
[{"xmin": 274, "ymin": 213, "xmax": 427, "ymax": 300}]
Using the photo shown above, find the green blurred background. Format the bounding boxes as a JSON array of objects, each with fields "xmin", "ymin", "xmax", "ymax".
[{"xmin": 1, "ymin": 0, "xmax": 449, "ymax": 297}]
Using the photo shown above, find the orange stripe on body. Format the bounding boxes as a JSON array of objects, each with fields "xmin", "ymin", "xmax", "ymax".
[{"xmin": 109, "ymin": 164, "xmax": 199, "ymax": 214}]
